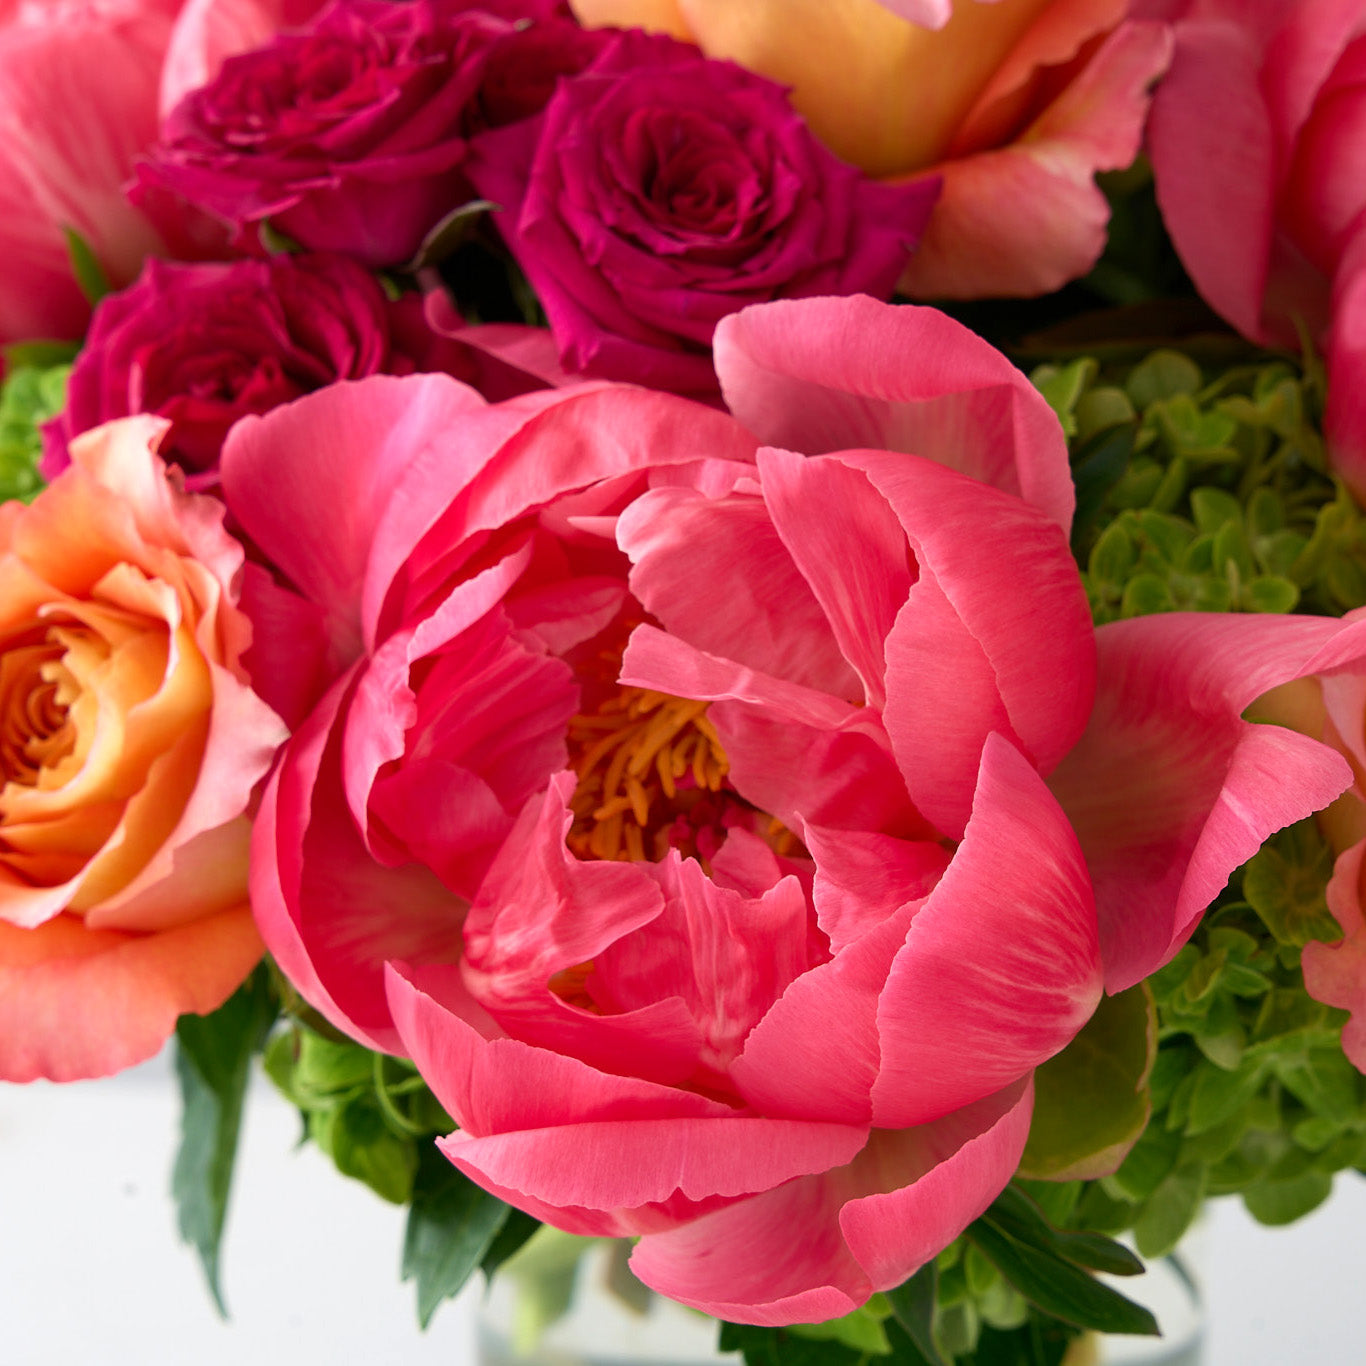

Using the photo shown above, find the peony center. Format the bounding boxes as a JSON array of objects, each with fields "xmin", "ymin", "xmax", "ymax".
[{"xmin": 566, "ymin": 685, "xmax": 730, "ymax": 863}]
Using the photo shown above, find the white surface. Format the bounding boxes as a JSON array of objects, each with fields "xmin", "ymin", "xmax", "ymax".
[{"xmin": 3, "ymin": 1054, "xmax": 1365, "ymax": 1364}]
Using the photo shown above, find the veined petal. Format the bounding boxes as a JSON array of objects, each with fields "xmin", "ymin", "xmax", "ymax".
[
  {"xmin": 714, "ymin": 296, "xmax": 1075, "ymax": 531},
  {"xmin": 872, "ymin": 735, "xmax": 1099, "ymax": 1128}
]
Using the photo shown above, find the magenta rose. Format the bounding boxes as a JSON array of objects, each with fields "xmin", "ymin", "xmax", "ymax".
[
  {"xmin": 41, "ymin": 252, "xmax": 465, "ymax": 487},
  {"xmin": 466, "ymin": 31, "xmax": 940, "ymax": 392},
  {"xmin": 221, "ymin": 296, "xmax": 1350, "ymax": 1322},
  {"xmin": 1139, "ymin": 0, "xmax": 1366, "ymax": 493},
  {"xmin": 137, "ymin": 0, "xmax": 571, "ymax": 267}
]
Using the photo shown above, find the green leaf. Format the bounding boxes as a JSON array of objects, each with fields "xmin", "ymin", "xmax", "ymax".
[
  {"xmin": 718, "ymin": 1323, "xmax": 867, "ymax": 1365},
  {"xmin": 62, "ymin": 226, "xmax": 110, "ymax": 304},
  {"xmin": 980, "ymin": 1188, "xmax": 1144, "ymax": 1279},
  {"xmin": 481, "ymin": 1208, "xmax": 542, "ymax": 1278},
  {"xmin": 1020, "ymin": 984, "xmax": 1156, "ymax": 1180},
  {"xmin": 1133, "ymin": 1166, "xmax": 1205, "ymax": 1259},
  {"xmin": 790, "ymin": 1302, "xmax": 892, "ymax": 1354},
  {"xmin": 309, "ymin": 1094, "xmax": 417, "ymax": 1203},
  {"xmin": 1242, "ymin": 1169, "xmax": 1333, "ymax": 1226},
  {"xmin": 885, "ymin": 1261, "xmax": 949, "ymax": 1366},
  {"xmin": 403, "ymin": 1144, "xmax": 512, "ymax": 1328},
  {"xmin": 1126, "ymin": 350, "xmax": 1202, "ymax": 407},
  {"xmin": 172, "ymin": 966, "xmax": 277, "ymax": 1315},
  {"xmin": 965, "ymin": 1220, "xmax": 1159, "ymax": 1337}
]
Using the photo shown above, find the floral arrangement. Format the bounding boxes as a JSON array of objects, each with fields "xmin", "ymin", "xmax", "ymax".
[{"xmin": 5, "ymin": 1, "xmax": 1366, "ymax": 1363}]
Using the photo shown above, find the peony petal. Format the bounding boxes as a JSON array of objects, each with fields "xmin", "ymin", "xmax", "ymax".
[
  {"xmin": 848, "ymin": 448, "xmax": 1096, "ymax": 837},
  {"xmin": 1302, "ymin": 840, "xmax": 1366, "ymax": 1072},
  {"xmin": 1146, "ymin": 18, "xmax": 1276, "ymax": 340},
  {"xmin": 871, "ymin": 735, "xmax": 1100, "ymax": 1128},
  {"xmin": 0, "ymin": 906, "xmax": 261, "ymax": 1082},
  {"xmin": 1326, "ymin": 221, "xmax": 1366, "ymax": 501},
  {"xmin": 616, "ymin": 481, "xmax": 861, "ymax": 700},
  {"xmin": 1048, "ymin": 612, "xmax": 1357, "ymax": 991},
  {"xmin": 713, "ymin": 296, "xmax": 1076, "ymax": 531},
  {"xmin": 221, "ymin": 374, "xmax": 490, "ymax": 668}
]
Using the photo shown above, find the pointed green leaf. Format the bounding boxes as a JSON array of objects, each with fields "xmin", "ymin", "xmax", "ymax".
[
  {"xmin": 885, "ymin": 1261, "xmax": 950, "ymax": 1366},
  {"xmin": 403, "ymin": 1144, "xmax": 512, "ymax": 1328},
  {"xmin": 481, "ymin": 1207, "xmax": 542, "ymax": 1278},
  {"xmin": 981, "ymin": 1188, "xmax": 1144, "ymax": 1278},
  {"xmin": 62, "ymin": 226, "xmax": 110, "ymax": 305},
  {"xmin": 172, "ymin": 966, "xmax": 277, "ymax": 1315},
  {"xmin": 965, "ymin": 1221, "xmax": 1158, "ymax": 1337}
]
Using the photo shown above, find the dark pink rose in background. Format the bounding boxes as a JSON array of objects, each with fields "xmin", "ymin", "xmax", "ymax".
[
  {"xmin": 137, "ymin": 0, "xmax": 576, "ymax": 268},
  {"xmin": 41, "ymin": 253, "xmax": 465, "ymax": 485},
  {"xmin": 1139, "ymin": 0, "xmax": 1366, "ymax": 495},
  {"xmin": 466, "ymin": 31, "xmax": 940, "ymax": 394}
]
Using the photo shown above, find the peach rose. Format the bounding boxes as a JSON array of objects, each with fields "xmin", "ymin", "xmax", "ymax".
[
  {"xmin": 570, "ymin": 0, "xmax": 1173, "ymax": 297},
  {"xmin": 0, "ymin": 416, "xmax": 286, "ymax": 1081}
]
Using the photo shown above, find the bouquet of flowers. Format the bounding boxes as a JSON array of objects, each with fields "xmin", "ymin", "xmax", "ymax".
[{"xmin": 5, "ymin": 1, "xmax": 1366, "ymax": 1362}]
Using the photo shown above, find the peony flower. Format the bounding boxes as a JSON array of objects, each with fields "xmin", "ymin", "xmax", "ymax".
[
  {"xmin": 465, "ymin": 30, "xmax": 938, "ymax": 393},
  {"xmin": 569, "ymin": 0, "xmax": 1173, "ymax": 298},
  {"xmin": 0, "ymin": 417, "xmax": 287, "ymax": 1082},
  {"xmin": 40, "ymin": 252, "xmax": 469, "ymax": 487},
  {"xmin": 224, "ymin": 296, "xmax": 1349, "ymax": 1322},
  {"xmin": 137, "ymin": 0, "xmax": 578, "ymax": 268},
  {"xmin": 1139, "ymin": 0, "xmax": 1366, "ymax": 495}
]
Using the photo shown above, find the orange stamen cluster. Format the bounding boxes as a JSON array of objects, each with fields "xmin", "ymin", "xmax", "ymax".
[{"xmin": 567, "ymin": 686, "xmax": 729, "ymax": 863}]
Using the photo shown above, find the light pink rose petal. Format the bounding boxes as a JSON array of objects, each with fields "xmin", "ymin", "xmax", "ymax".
[
  {"xmin": 755, "ymin": 448, "xmax": 914, "ymax": 708},
  {"xmin": 1146, "ymin": 18, "xmax": 1276, "ymax": 339},
  {"xmin": 0, "ymin": 3, "xmax": 170, "ymax": 342},
  {"xmin": 1302, "ymin": 841, "xmax": 1366, "ymax": 1072},
  {"xmin": 871, "ymin": 735, "xmax": 1100, "ymax": 1129},
  {"xmin": 901, "ymin": 21, "xmax": 1174, "ymax": 300},
  {"xmin": 617, "ymin": 482, "xmax": 861, "ymax": 700},
  {"xmin": 0, "ymin": 907, "xmax": 262, "ymax": 1082},
  {"xmin": 713, "ymin": 297, "xmax": 1075, "ymax": 531},
  {"xmin": 1048, "ymin": 613, "xmax": 1357, "ymax": 991}
]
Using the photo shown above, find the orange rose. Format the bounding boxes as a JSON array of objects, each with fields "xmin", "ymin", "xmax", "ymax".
[
  {"xmin": 571, "ymin": 0, "xmax": 1173, "ymax": 297},
  {"xmin": 0, "ymin": 417, "xmax": 286, "ymax": 1081}
]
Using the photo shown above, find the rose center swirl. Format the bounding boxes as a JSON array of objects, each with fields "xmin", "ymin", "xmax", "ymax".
[{"xmin": 0, "ymin": 640, "xmax": 75, "ymax": 788}]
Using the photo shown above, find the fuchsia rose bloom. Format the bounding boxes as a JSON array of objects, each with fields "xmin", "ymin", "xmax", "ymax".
[
  {"xmin": 0, "ymin": 418, "xmax": 286, "ymax": 1082},
  {"xmin": 1139, "ymin": 0, "xmax": 1366, "ymax": 495},
  {"xmin": 223, "ymin": 295, "xmax": 1354, "ymax": 1321},
  {"xmin": 138, "ymin": 0, "xmax": 578, "ymax": 268},
  {"xmin": 40, "ymin": 253, "xmax": 466, "ymax": 487},
  {"xmin": 571, "ymin": 0, "xmax": 1173, "ymax": 299},
  {"xmin": 467, "ymin": 31, "xmax": 939, "ymax": 393}
]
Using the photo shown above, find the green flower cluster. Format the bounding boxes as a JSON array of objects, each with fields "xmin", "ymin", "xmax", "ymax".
[
  {"xmin": 1031, "ymin": 347, "xmax": 1366, "ymax": 625},
  {"xmin": 0, "ymin": 342, "xmax": 70, "ymax": 504}
]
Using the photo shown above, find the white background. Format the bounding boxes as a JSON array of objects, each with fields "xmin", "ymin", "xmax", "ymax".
[{"xmin": 2, "ymin": 1053, "xmax": 1364, "ymax": 1365}]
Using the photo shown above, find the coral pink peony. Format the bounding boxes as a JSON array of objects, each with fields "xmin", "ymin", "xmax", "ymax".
[
  {"xmin": 225, "ymin": 296, "xmax": 1350, "ymax": 1321},
  {"xmin": 1139, "ymin": 0, "xmax": 1366, "ymax": 495},
  {"xmin": 0, "ymin": 417, "xmax": 286, "ymax": 1082},
  {"xmin": 569, "ymin": 0, "xmax": 1173, "ymax": 298}
]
